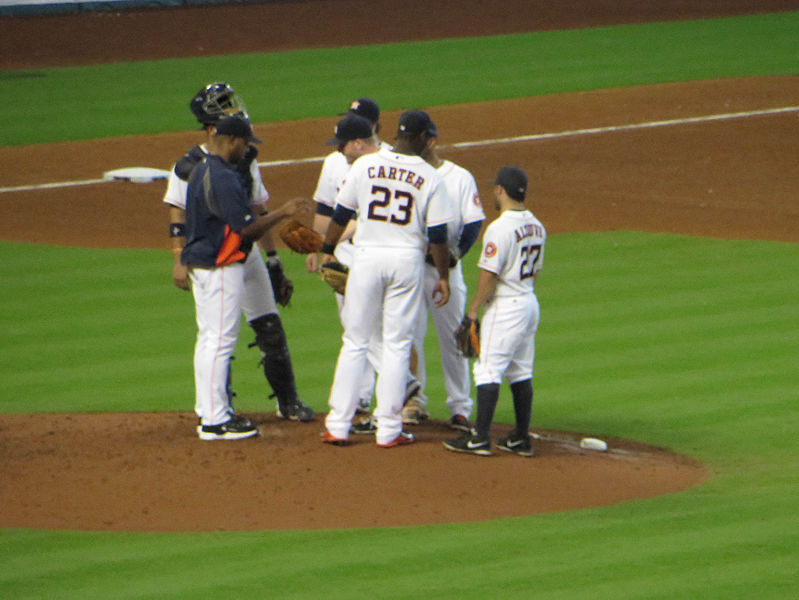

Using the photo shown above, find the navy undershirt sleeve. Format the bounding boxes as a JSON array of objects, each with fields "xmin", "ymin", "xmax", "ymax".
[
  {"xmin": 331, "ymin": 205, "xmax": 356, "ymax": 226},
  {"xmin": 316, "ymin": 202, "xmax": 334, "ymax": 217},
  {"xmin": 458, "ymin": 219, "xmax": 483, "ymax": 257},
  {"xmin": 427, "ymin": 223, "xmax": 448, "ymax": 244}
]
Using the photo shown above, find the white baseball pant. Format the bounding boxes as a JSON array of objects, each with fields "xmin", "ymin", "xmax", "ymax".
[
  {"xmin": 190, "ymin": 262, "xmax": 246, "ymax": 426},
  {"xmin": 335, "ymin": 241, "xmax": 378, "ymax": 404},
  {"xmin": 241, "ymin": 244, "xmax": 278, "ymax": 321},
  {"xmin": 473, "ymin": 294, "xmax": 540, "ymax": 386},
  {"xmin": 326, "ymin": 247, "xmax": 424, "ymax": 444},
  {"xmin": 413, "ymin": 261, "xmax": 472, "ymax": 417}
]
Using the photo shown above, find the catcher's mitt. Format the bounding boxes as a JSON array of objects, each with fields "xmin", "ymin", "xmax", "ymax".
[
  {"xmin": 320, "ymin": 261, "xmax": 349, "ymax": 295},
  {"xmin": 279, "ymin": 219, "xmax": 323, "ymax": 254},
  {"xmin": 454, "ymin": 316, "xmax": 480, "ymax": 358},
  {"xmin": 266, "ymin": 258, "xmax": 294, "ymax": 307}
]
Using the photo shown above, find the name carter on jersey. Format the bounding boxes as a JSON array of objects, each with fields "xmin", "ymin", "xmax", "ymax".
[
  {"xmin": 367, "ymin": 165, "xmax": 426, "ymax": 190},
  {"xmin": 515, "ymin": 223, "xmax": 545, "ymax": 242}
]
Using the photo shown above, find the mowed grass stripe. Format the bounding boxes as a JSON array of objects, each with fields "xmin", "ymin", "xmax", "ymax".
[
  {"xmin": 2, "ymin": 232, "xmax": 798, "ymax": 599},
  {"xmin": 4, "ymin": 11, "xmax": 799, "ymax": 145}
]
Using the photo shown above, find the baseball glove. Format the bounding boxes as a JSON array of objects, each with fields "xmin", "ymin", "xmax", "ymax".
[
  {"xmin": 320, "ymin": 261, "xmax": 349, "ymax": 295},
  {"xmin": 266, "ymin": 258, "xmax": 294, "ymax": 307},
  {"xmin": 454, "ymin": 316, "xmax": 480, "ymax": 358},
  {"xmin": 279, "ymin": 219, "xmax": 323, "ymax": 254}
]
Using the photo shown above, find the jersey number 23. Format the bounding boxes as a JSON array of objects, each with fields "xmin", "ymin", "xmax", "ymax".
[{"xmin": 367, "ymin": 185, "xmax": 414, "ymax": 226}]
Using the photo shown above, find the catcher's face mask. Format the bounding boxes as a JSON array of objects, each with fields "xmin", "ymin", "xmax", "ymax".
[
  {"xmin": 192, "ymin": 82, "xmax": 249, "ymax": 125},
  {"xmin": 205, "ymin": 88, "xmax": 248, "ymax": 121}
]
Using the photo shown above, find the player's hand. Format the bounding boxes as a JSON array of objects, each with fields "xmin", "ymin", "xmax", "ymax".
[
  {"xmin": 173, "ymin": 262, "xmax": 190, "ymax": 291},
  {"xmin": 282, "ymin": 197, "xmax": 314, "ymax": 217},
  {"xmin": 306, "ymin": 252, "xmax": 320, "ymax": 273},
  {"xmin": 433, "ymin": 278, "xmax": 450, "ymax": 307}
]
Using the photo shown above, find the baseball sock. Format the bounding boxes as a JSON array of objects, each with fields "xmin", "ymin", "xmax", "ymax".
[
  {"xmin": 474, "ymin": 383, "xmax": 500, "ymax": 438},
  {"xmin": 510, "ymin": 379, "xmax": 533, "ymax": 437}
]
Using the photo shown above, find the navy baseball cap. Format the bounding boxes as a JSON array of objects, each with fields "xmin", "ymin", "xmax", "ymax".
[
  {"xmin": 326, "ymin": 114, "xmax": 374, "ymax": 145},
  {"xmin": 491, "ymin": 166, "xmax": 528, "ymax": 201},
  {"xmin": 397, "ymin": 109, "xmax": 438, "ymax": 137},
  {"xmin": 214, "ymin": 115, "xmax": 262, "ymax": 144},
  {"xmin": 347, "ymin": 97, "xmax": 380, "ymax": 124}
]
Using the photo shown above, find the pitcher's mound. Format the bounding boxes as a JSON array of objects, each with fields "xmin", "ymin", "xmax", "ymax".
[{"xmin": 0, "ymin": 412, "xmax": 705, "ymax": 532}]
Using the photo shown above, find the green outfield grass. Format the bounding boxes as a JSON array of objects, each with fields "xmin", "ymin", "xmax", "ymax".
[
  {"xmin": 1, "ymin": 232, "xmax": 798, "ymax": 598},
  {"xmin": 2, "ymin": 10, "xmax": 798, "ymax": 146},
  {"xmin": 2, "ymin": 8, "xmax": 799, "ymax": 600}
]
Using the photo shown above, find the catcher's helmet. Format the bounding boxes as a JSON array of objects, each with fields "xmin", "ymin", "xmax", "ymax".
[{"xmin": 190, "ymin": 82, "xmax": 248, "ymax": 126}]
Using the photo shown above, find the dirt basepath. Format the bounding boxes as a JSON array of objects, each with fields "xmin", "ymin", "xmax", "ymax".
[
  {"xmin": 0, "ymin": 1, "xmax": 796, "ymax": 532},
  {"xmin": 2, "ymin": 77, "xmax": 797, "ymax": 247}
]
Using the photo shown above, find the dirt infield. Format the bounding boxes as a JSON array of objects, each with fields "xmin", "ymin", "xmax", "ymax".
[
  {"xmin": 1, "ymin": 1, "xmax": 797, "ymax": 532},
  {"xmin": 0, "ymin": 413, "xmax": 705, "ymax": 532},
  {"xmin": 2, "ymin": 76, "xmax": 797, "ymax": 249}
]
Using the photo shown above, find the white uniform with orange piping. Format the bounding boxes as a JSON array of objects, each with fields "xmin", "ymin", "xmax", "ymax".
[
  {"xmin": 324, "ymin": 147, "xmax": 454, "ymax": 444},
  {"xmin": 473, "ymin": 209, "xmax": 545, "ymax": 386}
]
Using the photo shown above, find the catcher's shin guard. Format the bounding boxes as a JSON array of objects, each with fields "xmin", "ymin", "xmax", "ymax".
[{"xmin": 248, "ymin": 314, "xmax": 299, "ymax": 406}]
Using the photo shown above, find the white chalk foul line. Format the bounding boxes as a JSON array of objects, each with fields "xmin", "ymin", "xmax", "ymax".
[
  {"xmin": 448, "ymin": 105, "xmax": 799, "ymax": 149},
  {"xmin": 0, "ymin": 178, "xmax": 106, "ymax": 193},
  {"xmin": 258, "ymin": 155, "xmax": 327, "ymax": 168},
  {"xmin": 3, "ymin": 105, "xmax": 797, "ymax": 194}
]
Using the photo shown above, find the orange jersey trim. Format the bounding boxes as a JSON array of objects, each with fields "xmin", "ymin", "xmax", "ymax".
[{"xmin": 215, "ymin": 226, "xmax": 246, "ymax": 266}]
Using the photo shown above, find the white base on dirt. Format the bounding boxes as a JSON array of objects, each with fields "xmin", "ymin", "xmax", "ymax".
[
  {"xmin": 103, "ymin": 167, "xmax": 170, "ymax": 184},
  {"xmin": 579, "ymin": 437, "xmax": 608, "ymax": 451}
]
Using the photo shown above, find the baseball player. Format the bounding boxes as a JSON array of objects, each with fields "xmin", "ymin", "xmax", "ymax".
[
  {"xmin": 403, "ymin": 127, "xmax": 485, "ymax": 431},
  {"xmin": 165, "ymin": 82, "xmax": 315, "ymax": 430},
  {"xmin": 307, "ymin": 99, "xmax": 420, "ymax": 422},
  {"xmin": 181, "ymin": 115, "xmax": 312, "ymax": 439},
  {"xmin": 320, "ymin": 109, "xmax": 454, "ymax": 448},
  {"xmin": 443, "ymin": 166, "xmax": 545, "ymax": 457},
  {"xmin": 306, "ymin": 98, "xmax": 387, "ymax": 275},
  {"xmin": 306, "ymin": 100, "xmax": 382, "ymax": 414}
]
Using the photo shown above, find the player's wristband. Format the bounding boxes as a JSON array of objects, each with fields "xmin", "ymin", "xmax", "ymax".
[
  {"xmin": 316, "ymin": 203, "xmax": 334, "ymax": 217},
  {"xmin": 320, "ymin": 242, "xmax": 336, "ymax": 255},
  {"xmin": 169, "ymin": 222, "xmax": 185, "ymax": 237}
]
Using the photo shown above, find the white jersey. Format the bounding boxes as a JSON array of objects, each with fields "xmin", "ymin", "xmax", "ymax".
[
  {"xmin": 477, "ymin": 209, "xmax": 546, "ymax": 296},
  {"xmin": 312, "ymin": 150, "xmax": 349, "ymax": 210},
  {"xmin": 313, "ymin": 141, "xmax": 393, "ymax": 209},
  {"xmin": 437, "ymin": 159, "xmax": 485, "ymax": 255},
  {"xmin": 336, "ymin": 147, "xmax": 453, "ymax": 250},
  {"xmin": 163, "ymin": 144, "xmax": 269, "ymax": 210}
]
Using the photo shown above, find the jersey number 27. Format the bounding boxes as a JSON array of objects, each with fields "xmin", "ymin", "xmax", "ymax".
[
  {"xmin": 367, "ymin": 185, "xmax": 414, "ymax": 226},
  {"xmin": 520, "ymin": 244, "xmax": 542, "ymax": 280}
]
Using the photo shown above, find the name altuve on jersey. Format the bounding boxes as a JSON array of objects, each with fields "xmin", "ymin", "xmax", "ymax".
[{"xmin": 515, "ymin": 222, "xmax": 545, "ymax": 242}]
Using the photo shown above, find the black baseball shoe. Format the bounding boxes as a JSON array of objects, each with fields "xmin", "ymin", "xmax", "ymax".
[
  {"xmin": 496, "ymin": 432, "xmax": 534, "ymax": 457},
  {"xmin": 276, "ymin": 398, "xmax": 315, "ymax": 422},
  {"xmin": 350, "ymin": 415, "xmax": 377, "ymax": 435},
  {"xmin": 449, "ymin": 414, "xmax": 471, "ymax": 433},
  {"xmin": 442, "ymin": 433, "xmax": 492, "ymax": 456},
  {"xmin": 198, "ymin": 414, "xmax": 258, "ymax": 441}
]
